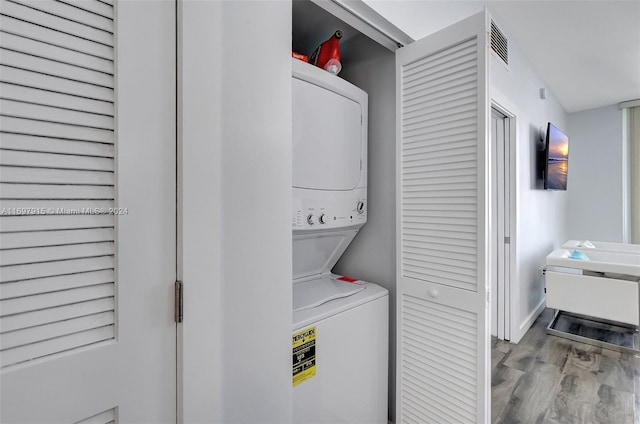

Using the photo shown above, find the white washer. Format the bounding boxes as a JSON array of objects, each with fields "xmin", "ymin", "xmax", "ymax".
[
  {"xmin": 292, "ymin": 59, "xmax": 388, "ymax": 423},
  {"xmin": 293, "ymin": 275, "xmax": 388, "ymax": 424}
]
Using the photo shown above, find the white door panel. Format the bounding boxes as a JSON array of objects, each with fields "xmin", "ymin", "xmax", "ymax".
[
  {"xmin": 0, "ymin": 0, "xmax": 176, "ymax": 421},
  {"xmin": 491, "ymin": 108, "xmax": 511, "ymax": 340},
  {"xmin": 396, "ymin": 11, "xmax": 490, "ymax": 424}
]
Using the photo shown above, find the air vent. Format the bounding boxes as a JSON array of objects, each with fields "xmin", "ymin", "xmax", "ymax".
[{"xmin": 491, "ymin": 20, "xmax": 509, "ymax": 67}]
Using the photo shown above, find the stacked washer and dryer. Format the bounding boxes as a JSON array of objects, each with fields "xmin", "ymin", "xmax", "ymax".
[{"xmin": 291, "ymin": 58, "xmax": 389, "ymax": 423}]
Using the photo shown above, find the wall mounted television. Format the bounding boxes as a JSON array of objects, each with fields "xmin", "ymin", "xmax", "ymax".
[{"xmin": 544, "ymin": 122, "xmax": 569, "ymax": 190}]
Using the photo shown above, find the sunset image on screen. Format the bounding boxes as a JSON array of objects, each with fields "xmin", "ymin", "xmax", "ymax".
[{"xmin": 546, "ymin": 123, "xmax": 569, "ymax": 190}]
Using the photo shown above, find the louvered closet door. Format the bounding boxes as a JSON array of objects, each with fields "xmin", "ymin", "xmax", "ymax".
[
  {"xmin": 0, "ymin": 0, "xmax": 176, "ymax": 422},
  {"xmin": 396, "ymin": 11, "xmax": 490, "ymax": 424}
]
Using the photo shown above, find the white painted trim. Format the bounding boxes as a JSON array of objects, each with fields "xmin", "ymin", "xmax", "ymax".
[
  {"xmin": 491, "ymin": 99, "xmax": 515, "ymax": 119},
  {"xmin": 491, "ymin": 88, "xmax": 521, "ymax": 345},
  {"xmin": 311, "ymin": 0, "xmax": 413, "ymax": 51},
  {"xmin": 622, "ymin": 108, "xmax": 630, "ymax": 243},
  {"xmin": 491, "ymin": 98, "xmax": 517, "ymax": 342},
  {"xmin": 176, "ymin": 2, "xmax": 183, "ymax": 423},
  {"xmin": 506, "ymin": 114, "xmax": 517, "ymax": 341},
  {"xmin": 514, "ymin": 297, "xmax": 545, "ymax": 343},
  {"xmin": 178, "ymin": 1, "xmax": 223, "ymax": 422},
  {"xmin": 619, "ymin": 99, "xmax": 640, "ymax": 109},
  {"xmin": 631, "ymin": 106, "xmax": 640, "ymax": 243}
]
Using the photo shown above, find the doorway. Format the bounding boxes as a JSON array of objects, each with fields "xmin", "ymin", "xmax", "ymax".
[{"xmin": 491, "ymin": 106, "xmax": 515, "ymax": 341}]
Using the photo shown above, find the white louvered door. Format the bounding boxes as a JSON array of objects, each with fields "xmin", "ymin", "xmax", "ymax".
[
  {"xmin": 0, "ymin": 0, "xmax": 176, "ymax": 422},
  {"xmin": 396, "ymin": 11, "xmax": 490, "ymax": 423}
]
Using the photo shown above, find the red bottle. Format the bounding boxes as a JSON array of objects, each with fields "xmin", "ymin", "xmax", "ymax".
[{"xmin": 310, "ymin": 30, "xmax": 342, "ymax": 75}]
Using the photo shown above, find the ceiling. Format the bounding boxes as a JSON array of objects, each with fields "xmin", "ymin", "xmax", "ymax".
[{"xmin": 363, "ymin": 0, "xmax": 640, "ymax": 113}]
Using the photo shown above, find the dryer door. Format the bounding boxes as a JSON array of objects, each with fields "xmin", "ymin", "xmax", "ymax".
[{"xmin": 293, "ymin": 78, "xmax": 362, "ymax": 191}]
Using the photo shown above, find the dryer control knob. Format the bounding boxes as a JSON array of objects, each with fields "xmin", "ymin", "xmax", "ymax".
[
  {"xmin": 307, "ymin": 214, "xmax": 317, "ymax": 225},
  {"xmin": 319, "ymin": 214, "xmax": 328, "ymax": 224},
  {"xmin": 356, "ymin": 201, "xmax": 365, "ymax": 214}
]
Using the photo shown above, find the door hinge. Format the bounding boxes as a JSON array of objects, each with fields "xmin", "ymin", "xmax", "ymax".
[
  {"xmin": 504, "ymin": 236, "xmax": 510, "ymax": 244},
  {"xmin": 175, "ymin": 280, "xmax": 183, "ymax": 323}
]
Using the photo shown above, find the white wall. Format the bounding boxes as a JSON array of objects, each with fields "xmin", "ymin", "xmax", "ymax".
[
  {"xmin": 332, "ymin": 34, "xmax": 397, "ymax": 422},
  {"xmin": 490, "ymin": 21, "xmax": 569, "ymax": 342},
  {"xmin": 220, "ymin": 2, "xmax": 292, "ymax": 422},
  {"xmin": 566, "ymin": 105, "xmax": 625, "ymax": 242},
  {"xmin": 179, "ymin": 1, "xmax": 222, "ymax": 422},
  {"xmin": 180, "ymin": 1, "xmax": 293, "ymax": 422}
]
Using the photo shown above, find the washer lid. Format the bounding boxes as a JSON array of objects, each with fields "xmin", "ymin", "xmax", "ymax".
[
  {"xmin": 293, "ymin": 277, "xmax": 389, "ymax": 331},
  {"xmin": 293, "ymin": 275, "xmax": 365, "ymax": 312}
]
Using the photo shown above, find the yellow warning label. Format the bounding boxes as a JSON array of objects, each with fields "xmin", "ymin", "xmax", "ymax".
[{"xmin": 292, "ymin": 326, "xmax": 316, "ymax": 387}]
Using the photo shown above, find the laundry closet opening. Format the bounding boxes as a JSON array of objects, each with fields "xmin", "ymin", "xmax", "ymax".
[{"xmin": 291, "ymin": 1, "xmax": 400, "ymax": 421}]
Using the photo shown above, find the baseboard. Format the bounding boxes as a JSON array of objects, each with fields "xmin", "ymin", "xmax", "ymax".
[{"xmin": 513, "ymin": 298, "xmax": 546, "ymax": 343}]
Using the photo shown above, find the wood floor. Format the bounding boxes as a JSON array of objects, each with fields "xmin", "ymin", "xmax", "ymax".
[{"xmin": 492, "ymin": 309, "xmax": 640, "ymax": 423}]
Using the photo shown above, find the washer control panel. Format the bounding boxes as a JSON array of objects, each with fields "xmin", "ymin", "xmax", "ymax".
[{"xmin": 293, "ymin": 192, "xmax": 367, "ymax": 230}]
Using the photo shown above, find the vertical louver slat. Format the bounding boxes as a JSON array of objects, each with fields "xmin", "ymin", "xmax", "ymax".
[
  {"xmin": 0, "ymin": 65, "xmax": 114, "ymax": 101},
  {"xmin": 398, "ymin": 15, "xmax": 489, "ymax": 421},
  {"xmin": 8, "ymin": 0, "xmax": 114, "ymax": 33},
  {"xmin": 1, "ymin": 256, "xmax": 115, "ymax": 283},
  {"xmin": 0, "ymin": 297, "xmax": 114, "ymax": 332},
  {"xmin": 0, "ymin": 83, "xmax": 115, "ymax": 116},
  {"xmin": 0, "ymin": 99, "xmax": 114, "ymax": 129},
  {"xmin": 0, "ymin": 183, "xmax": 114, "ymax": 199},
  {"xmin": 400, "ymin": 294, "xmax": 477, "ymax": 423},
  {"xmin": 0, "ymin": 150, "xmax": 114, "ymax": 170},
  {"xmin": 58, "ymin": 0, "xmax": 114, "ymax": 19},
  {"xmin": 0, "ymin": 32, "xmax": 114, "ymax": 74},
  {"xmin": 0, "ymin": 167, "xmax": 115, "ymax": 185},
  {"xmin": 0, "ymin": 0, "xmax": 114, "ymax": 46},
  {"xmin": 0, "ymin": 14, "xmax": 114, "ymax": 60},
  {"xmin": 0, "ymin": 0, "xmax": 116, "ymax": 368},
  {"xmin": 0, "ymin": 116, "xmax": 114, "ymax": 141},
  {"xmin": 401, "ymin": 38, "xmax": 478, "ymax": 292},
  {"xmin": 0, "ymin": 214, "xmax": 114, "ymax": 232}
]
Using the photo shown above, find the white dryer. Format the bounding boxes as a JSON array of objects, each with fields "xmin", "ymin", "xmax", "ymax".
[{"xmin": 292, "ymin": 59, "xmax": 389, "ymax": 424}]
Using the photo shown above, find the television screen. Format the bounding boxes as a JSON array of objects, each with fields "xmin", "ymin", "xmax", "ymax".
[{"xmin": 544, "ymin": 122, "xmax": 569, "ymax": 190}]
